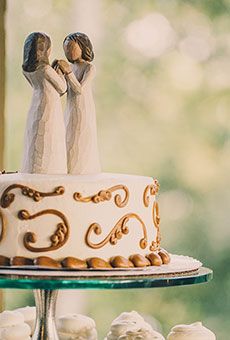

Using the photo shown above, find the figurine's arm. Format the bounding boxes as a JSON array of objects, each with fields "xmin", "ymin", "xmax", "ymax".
[
  {"xmin": 81, "ymin": 64, "xmax": 96, "ymax": 89},
  {"xmin": 65, "ymin": 72, "xmax": 82, "ymax": 94},
  {"xmin": 57, "ymin": 62, "xmax": 95, "ymax": 93},
  {"xmin": 44, "ymin": 66, "xmax": 67, "ymax": 95},
  {"xmin": 56, "ymin": 60, "xmax": 81, "ymax": 94}
]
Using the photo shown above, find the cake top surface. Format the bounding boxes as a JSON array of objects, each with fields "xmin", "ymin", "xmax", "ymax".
[{"xmin": 0, "ymin": 172, "xmax": 154, "ymax": 184}]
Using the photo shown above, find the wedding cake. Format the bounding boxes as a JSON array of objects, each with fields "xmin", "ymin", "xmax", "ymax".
[{"xmin": 0, "ymin": 32, "xmax": 170, "ymax": 269}]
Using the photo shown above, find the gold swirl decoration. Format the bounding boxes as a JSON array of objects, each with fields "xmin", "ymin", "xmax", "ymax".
[
  {"xmin": 73, "ymin": 185, "xmax": 129, "ymax": 208},
  {"xmin": 0, "ymin": 184, "xmax": 65, "ymax": 208},
  {"xmin": 149, "ymin": 201, "xmax": 161, "ymax": 251},
  {"xmin": 0, "ymin": 209, "xmax": 6, "ymax": 242},
  {"xmin": 85, "ymin": 213, "xmax": 147, "ymax": 250},
  {"xmin": 143, "ymin": 179, "xmax": 159, "ymax": 207},
  {"xmin": 18, "ymin": 209, "xmax": 70, "ymax": 252},
  {"xmin": 143, "ymin": 179, "xmax": 161, "ymax": 251}
]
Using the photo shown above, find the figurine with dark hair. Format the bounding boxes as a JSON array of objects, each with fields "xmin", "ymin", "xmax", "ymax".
[
  {"xmin": 56, "ymin": 32, "xmax": 101, "ymax": 175},
  {"xmin": 21, "ymin": 32, "xmax": 67, "ymax": 174}
]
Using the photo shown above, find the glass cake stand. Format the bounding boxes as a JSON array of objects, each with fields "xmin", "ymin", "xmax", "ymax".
[{"xmin": 0, "ymin": 267, "xmax": 212, "ymax": 340}]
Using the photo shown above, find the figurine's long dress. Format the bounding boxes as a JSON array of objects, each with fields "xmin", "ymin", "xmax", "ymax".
[
  {"xmin": 21, "ymin": 65, "xmax": 67, "ymax": 174},
  {"xmin": 65, "ymin": 62, "xmax": 101, "ymax": 174}
]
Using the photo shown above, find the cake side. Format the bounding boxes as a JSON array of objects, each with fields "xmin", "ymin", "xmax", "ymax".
[{"xmin": 0, "ymin": 172, "xmax": 169, "ymax": 268}]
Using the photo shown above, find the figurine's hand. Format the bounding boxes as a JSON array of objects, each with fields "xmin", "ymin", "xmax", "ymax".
[
  {"xmin": 51, "ymin": 59, "xmax": 59, "ymax": 69},
  {"xmin": 56, "ymin": 67, "xmax": 64, "ymax": 76},
  {"xmin": 51, "ymin": 59, "xmax": 65, "ymax": 75},
  {"xmin": 57, "ymin": 60, "xmax": 72, "ymax": 75}
]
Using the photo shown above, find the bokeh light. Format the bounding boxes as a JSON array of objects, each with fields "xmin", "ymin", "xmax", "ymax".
[{"xmin": 125, "ymin": 13, "xmax": 176, "ymax": 58}]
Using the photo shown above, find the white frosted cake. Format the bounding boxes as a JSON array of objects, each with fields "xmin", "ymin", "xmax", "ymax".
[
  {"xmin": 105, "ymin": 311, "xmax": 165, "ymax": 339},
  {"xmin": 0, "ymin": 31, "xmax": 170, "ymax": 269},
  {"xmin": 0, "ymin": 172, "xmax": 170, "ymax": 268},
  {"xmin": 167, "ymin": 322, "xmax": 216, "ymax": 340},
  {"xmin": 0, "ymin": 311, "xmax": 31, "ymax": 340},
  {"xmin": 56, "ymin": 314, "xmax": 97, "ymax": 339}
]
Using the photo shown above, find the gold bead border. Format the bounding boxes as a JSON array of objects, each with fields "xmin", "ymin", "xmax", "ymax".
[{"xmin": 0, "ymin": 249, "xmax": 170, "ymax": 269}]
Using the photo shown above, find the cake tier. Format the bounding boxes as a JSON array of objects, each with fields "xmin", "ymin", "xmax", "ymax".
[{"xmin": 0, "ymin": 172, "xmax": 168, "ymax": 268}]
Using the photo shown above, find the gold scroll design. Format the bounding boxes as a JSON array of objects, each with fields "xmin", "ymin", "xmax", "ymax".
[
  {"xmin": 74, "ymin": 185, "xmax": 129, "ymax": 208},
  {"xmin": 143, "ymin": 180, "xmax": 161, "ymax": 251},
  {"xmin": 143, "ymin": 179, "xmax": 159, "ymax": 207},
  {"xmin": 85, "ymin": 213, "xmax": 148, "ymax": 250},
  {"xmin": 0, "ymin": 184, "xmax": 65, "ymax": 208},
  {"xmin": 0, "ymin": 209, "xmax": 6, "ymax": 243},
  {"xmin": 18, "ymin": 209, "xmax": 70, "ymax": 253}
]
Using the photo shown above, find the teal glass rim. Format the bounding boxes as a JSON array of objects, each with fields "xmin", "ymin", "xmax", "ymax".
[{"xmin": 0, "ymin": 267, "xmax": 212, "ymax": 290}]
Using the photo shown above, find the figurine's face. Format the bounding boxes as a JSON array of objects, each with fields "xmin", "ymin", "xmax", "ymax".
[{"xmin": 64, "ymin": 40, "xmax": 82, "ymax": 62}]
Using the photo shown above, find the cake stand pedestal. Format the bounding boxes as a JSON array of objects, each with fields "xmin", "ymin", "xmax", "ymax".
[{"xmin": 0, "ymin": 267, "xmax": 212, "ymax": 340}]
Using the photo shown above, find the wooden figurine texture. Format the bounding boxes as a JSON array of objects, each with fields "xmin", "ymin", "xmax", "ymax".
[
  {"xmin": 21, "ymin": 32, "xmax": 101, "ymax": 175},
  {"xmin": 62, "ymin": 32, "xmax": 101, "ymax": 175},
  {"xmin": 21, "ymin": 32, "xmax": 67, "ymax": 174}
]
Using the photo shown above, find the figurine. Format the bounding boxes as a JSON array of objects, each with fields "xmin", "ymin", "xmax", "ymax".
[
  {"xmin": 56, "ymin": 32, "xmax": 101, "ymax": 175},
  {"xmin": 21, "ymin": 32, "xmax": 67, "ymax": 174}
]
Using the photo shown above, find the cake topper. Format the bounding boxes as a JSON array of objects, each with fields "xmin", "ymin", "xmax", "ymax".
[
  {"xmin": 21, "ymin": 32, "xmax": 67, "ymax": 174},
  {"xmin": 56, "ymin": 32, "xmax": 101, "ymax": 175},
  {"xmin": 21, "ymin": 31, "xmax": 101, "ymax": 175}
]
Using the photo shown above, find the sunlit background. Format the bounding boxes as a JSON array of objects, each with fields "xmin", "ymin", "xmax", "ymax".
[{"xmin": 3, "ymin": 0, "xmax": 230, "ymax": 338}]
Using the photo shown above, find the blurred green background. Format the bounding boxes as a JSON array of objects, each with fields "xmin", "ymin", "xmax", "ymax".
[{"xmin": 2, "ymin": 0, "xmax": 230, "ymax": 338}]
